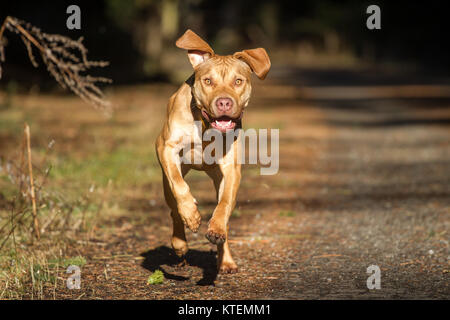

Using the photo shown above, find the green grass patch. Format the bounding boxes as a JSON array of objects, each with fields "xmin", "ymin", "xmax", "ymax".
[
  {"xmin": 48, "ymin": 256, "xmax": 87, "ymax": 269},
  {"xmin": 31, "ymin": 264, "xmax": 55, "ymax": 283},
  {"xmin": 147, "ymin": 270, "xmax": 164, "ymax": 285},
  {"xmin": 51, "ymin": 146, "xmax": 160, "ymax": 187},
  {"xmin": 279, "ymin": 210, "xmax": 296, "ymax": 217},
  {"xmin": 231, "ymin": 209, "xmax": 242, "ymax": 218}
]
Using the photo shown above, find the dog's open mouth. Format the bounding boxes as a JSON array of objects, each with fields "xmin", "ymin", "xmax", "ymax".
[{"xmin": 201, "ymin": 109, "xmax": 242, "ymax": 133}]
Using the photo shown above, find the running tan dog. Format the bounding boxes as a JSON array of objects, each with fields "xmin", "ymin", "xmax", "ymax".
[{"xmin": 156, "ymin": 30, "xmax": 270, "ymax": 273}]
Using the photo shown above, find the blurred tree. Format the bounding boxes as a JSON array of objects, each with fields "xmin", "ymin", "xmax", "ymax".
[
  {"xmin": 161, "ymin": 0, "xmax": 179, "ymax": 40},
  {"xmin": 106, "ymin": 0, "xmax": 180, "ymax": 76},
  {"xmin": 0, "ymin": 0, "xmax": 448, "ymax": 85}
]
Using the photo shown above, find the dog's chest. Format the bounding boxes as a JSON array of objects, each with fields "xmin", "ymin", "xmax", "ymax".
[{"xmin": 179, "ymin": 129, "xmax": 238, "ymax": 170}]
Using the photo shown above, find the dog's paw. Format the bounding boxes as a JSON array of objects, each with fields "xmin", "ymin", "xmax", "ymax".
[
  {"xmin": 171, "ymin": 237, "xmax": 189, "ymax": 257},
  {"xmin": 179, "ymin": 204, "xmax": 202, "ymax": 233},
  {"xmin": 218, "ymin": 262, "xmax": 238, "ymax": 274},
  {"xmin": 205, "ymin": 219, "xmax": 226, "ymax": 244},
  {"xmin": 205, "ymin": 228, "xmax": 226, "ymax": 244}
]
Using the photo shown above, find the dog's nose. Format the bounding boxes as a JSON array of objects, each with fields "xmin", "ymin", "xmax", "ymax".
[{"xmin": 216, "ymin": 97, "xmax": 233, "ymax": 112}]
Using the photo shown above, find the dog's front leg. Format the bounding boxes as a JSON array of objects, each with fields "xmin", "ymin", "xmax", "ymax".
[
  {"xmin": 157, "ymin": 140, "xmax": 201, "ymax": 233},
  {"xmin": 205, "ymin": 161, "xmax": 241, "ymax": 273}
]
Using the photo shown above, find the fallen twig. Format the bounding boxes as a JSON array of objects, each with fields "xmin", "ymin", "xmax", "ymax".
[{"xmin": 312, "ymin": 254, "xmax": 343, "ymax": 259}]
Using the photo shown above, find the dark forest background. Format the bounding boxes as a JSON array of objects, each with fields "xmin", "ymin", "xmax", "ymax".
[{"xmin": 1, "ymin": 0, "xmax": 449, "ymax": 88}]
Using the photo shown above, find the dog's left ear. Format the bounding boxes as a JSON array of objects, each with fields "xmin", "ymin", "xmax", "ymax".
[
  {"xmin": 176, "ymin": 29, "xmax": 215, "ymax": 68},
  {"xmin": 233, "ymin": 48, "xmax": 271, "ymax": 80}
]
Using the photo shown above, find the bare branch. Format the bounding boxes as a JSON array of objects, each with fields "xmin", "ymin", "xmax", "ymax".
[{"xmin": 0, "ymin": 16, "xmax": 112, "ymax": 115}]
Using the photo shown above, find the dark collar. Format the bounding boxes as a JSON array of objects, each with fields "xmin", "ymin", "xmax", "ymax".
[{"xmin": 185, "ymin": 74, "xmax": 208, "ymax": 131}]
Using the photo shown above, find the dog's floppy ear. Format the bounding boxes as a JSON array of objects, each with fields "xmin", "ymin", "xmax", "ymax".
[
  {"xmin": 233, "ymin": 48, "xmax": 271, "ymax": 80},
  {"xmin": 176, "ymin": 29, "xmax": 215, "ymax": 68}
]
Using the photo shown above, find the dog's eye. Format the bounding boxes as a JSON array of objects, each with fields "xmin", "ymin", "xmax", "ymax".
[
  {"xmin": 204, "ymin": 78, "xmax": 212, "ymax": 85},
  {"xmin": 235, "ymin": 79, "xmax": 243, "ymax": 85}
]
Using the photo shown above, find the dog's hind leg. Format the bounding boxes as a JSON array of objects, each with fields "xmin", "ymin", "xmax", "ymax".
[{"xmin": 162, "ymin": 168, "xmax": 190, "ymax": 259}]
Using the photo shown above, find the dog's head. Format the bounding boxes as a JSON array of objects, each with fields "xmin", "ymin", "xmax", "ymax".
[{"xmin": 176, "ymin": 29, "xmax": 271, "ymax": 133}]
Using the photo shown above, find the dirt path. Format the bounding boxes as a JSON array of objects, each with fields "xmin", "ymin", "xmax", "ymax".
[{"xmin": 41, "ymin": 68, "xmax": 449, "ymax": 299}]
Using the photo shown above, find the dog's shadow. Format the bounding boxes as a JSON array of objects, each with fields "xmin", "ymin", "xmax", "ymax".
[{"xmin": 140, "ymin": 246, "xmax": 218, "ymax": 286}]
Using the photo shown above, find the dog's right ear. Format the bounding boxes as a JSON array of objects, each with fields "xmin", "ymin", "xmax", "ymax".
[{"xmin": 176, "ymin": 29, "xmax": 215, "ymax": 68}]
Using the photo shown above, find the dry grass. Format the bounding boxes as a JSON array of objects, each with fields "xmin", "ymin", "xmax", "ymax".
[
  {"xmin": 0, "ymin": 121, "xmax": 103, "ymax": 298},
  {"xmin": 0, "ymin": 16, "xmax": 120, "ymax": 297},
  {"xmin": 0, "ymin": 83, "xmax": 171, "ymax": 299}
]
